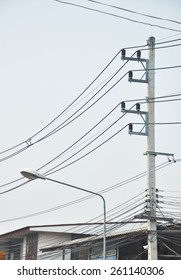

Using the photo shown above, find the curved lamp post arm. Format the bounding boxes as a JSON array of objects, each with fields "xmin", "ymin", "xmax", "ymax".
[
  {"xmin": 47, "ymin": 177, "xmax": 106, "ymax": 260},
  {"xmin": 46, "ymin": 177, "xmax": 106, "ymax": 260},
  {"xmin": 20, "ymin": 168, "xmax": 106, "ymax": 260}
]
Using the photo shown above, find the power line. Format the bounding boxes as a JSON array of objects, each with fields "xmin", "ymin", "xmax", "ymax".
[
  {"xmin": 0, "ymin": 178, "xmax": 23, "ymax": 188},
  {"xmin": 0, "ymin": 67, "xmax": 128, "ymax": 164},
  {"xmin": 53, "ymin": 0, "xmax": 181, "ymax": 32},
  {"xmin": 37, "ymin": 101, "xmax": 125, "ymax": 171},
  {"xmin": 157, "ymin": 33, "xmax": 181, "ymax": 43},
  {"xmin": 45, "ymin": 123, "xmax": 129, "ymax": 175},
  {"xmin": 86, "ymin": 0, "xmax": 181, "ymax": 25},
  {"xmin": 0, "ymin": 93, "xmax": 180, "ymax": 190},
  {"xmin": 134, "ymin": 122, "xmax": 181, "ymax": 125},
  {"xmin": 117, "ymin": 92, "xmax": 181, "ymax": 105},
  {"xmin": 154, "ymin": 43, "xmax": 181, "ymax": 50},
  {"xmin": 0, "ymin": 184, "xmax": 144, "ymax": 223},
  {"xmin": 0, "ymin": 180, "xmax": 30, "ymax": 195},
  {"xmin": 35, "ymin": 70, "xmax": 130, "ymax": 142},
  {"xmin": 151, "ymin": 98, "xmax": 181, "ymax": 104},
  {"xmin": 0, "ymin": 54, "xmax": 180, "ymax": 191},
  {"xmin": 0, "ymin": 146, "xmax": 30, "ymax": 163},
  {"xmin": 0, "ymin": 41, "xmax": 180, "ymax": 162},
  {"xmin": 0, "ymin": 93, "xmax": 179, "ymax": 193},
  {"xmin": 1, "ymin": 162, "xmax": 178, "ymax": 257},
  {"xmin": 142, "ymin": 92, "xmax": 181, "ymax": 102},
  {"xmin": 0, "ymin": 58, "xmax": 132, "ymax": 166},
  {"xmin": 38, "ymin": 101, "xmax": 135, "ymax": 173},
  {"xmin": 154, "ymin": 38, "xmax": 181, "ymax": 45},
  {"xmin": 0, "ymin": 46, "xmax": 124, "ymax": 156},
  {"xmin": 124, "ymin": 38, "xmax": 181, "ymax": 51},
  {"xmin": 132, "ymin": 64, "xmax": 181, "ymax": 72},
  {"xmin": 1, "ymin": 89, "xmax": 181, "ymax": 166},
  {"xmin": 0, "ymin": 51, "xmax": 136, "ymax": 163}
]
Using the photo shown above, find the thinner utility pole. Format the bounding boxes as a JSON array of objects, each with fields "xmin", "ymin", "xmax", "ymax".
[{"xmin": 146, "ymin": 36, "xmax": 158, "ymax": 260}]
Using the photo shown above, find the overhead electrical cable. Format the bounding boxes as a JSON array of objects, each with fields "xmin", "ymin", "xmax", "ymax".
[
  {"xmin": 134, "ymin": 122, "xmax": 181, "ymax": 125},
  {"xmin": 0, "ymin": 91, "xmax": 179, "ymax": 190},
  {"xmin": 0, "ymin": 190, "xmax": 145, "ymax": 224},
  {"xmin": 33, "ymin": 51, "xmax": 140, "ymax": 144},
  {"xmin": 44, "ymin": 123, "xmax": 129, "ymax": 175},
  {"xmin": 0, "ymin": 90, "xmax": 180, "ymax": 170},
  {"xmin": 122, "ymin": 92, "xmax": 181, "ymax": 104},
  {"xmin": 0, "ymin": 60, "xmax": 180, "ymax": 188},
  {"xmin": 132, "ymin": 250, "xmax": 147, "ymax": 260},
  {"xmin": 85, "ymin": 0, "xmax": 181, "ymax": 25},
  {"xmin": 0, "ymin": 146, "xmax": 30, "ymax": 163},
  {"xmin": 154, "ymin": 38, "xmax": 181, "ymax": 45},
  {"xmin": 0, "ymin": 177, "xmax": 23, "ymax": 188},
  {"xmin": 64, "ymin": 191, "xmax": 146, "ymax": 234},
  {"xmin": 132, "ymin": 64, "xmax": 181, "ymax": 73},
  {"xmin": 0, "ymin": 70, "xmax": 133, "ymax": 188},
  {"xmin": 37, "ymin": 101, "xmax": 125, "ymax": 171},
  {"xmin": 147, "ymin": 98, "xmax": 181, "ymax": 104},
  {"xmin": 0, "ymin": 180, "xmax": 30, "ymax": 195},
  {"xmin": 0, "ymin": 51, "xmax": 137, "ymax": 163},
  {"xmin": 53, "ymin": 0, "xmax": 181, "ymax": 32},
  {"xmin": 124, "ymin": 38, "xmax": 181, "ymax": 51},
  {"xmin": 35, "ymin": 69, "xmax": 131, "ymax": 142},
  {"xmin": 100, "ymin": 161, "xmax": 173, "ymax": 195},
  {"xmin": 157, "ymin": 33, "xmax": 181, "ymax": 42},
  {"xmin": 22, "ymin": 45, "xmax": 123, "ymax": 139},
  {"xmin": 0, "ymin": 46, "xmax": 124, "ymax": 156},
  {"xmin": 153, "ymin": 43, "xmax": 181, "ymax": 50},
  {"xmin": 0, "ymin": 91, "xmax": 181, "ymax": 165},
  {"xmin": 0, "ymin": 160, "xmax": 172, "ymax": 217},
  {"xmin": 72, "ymin": 194, "xmax": 146, "ymax": 236},
  {"xmin": 0, "ymin": 40, "xmax": 180, "ymax": 161},
  {"xmin": 0, "ymin": 193, "xmax": 146, "ymax": 253},
  {"xmin": 39, "ymin": 92, "xmax": 181, "ymax": 176},
  {"xmin": 38, "ymin": 102, "xmax": 135, "ymax": 173}
]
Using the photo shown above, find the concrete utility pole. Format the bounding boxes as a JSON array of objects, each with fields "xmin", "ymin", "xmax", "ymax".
[
  {"xmin": 121, "ymin": 36, "xmax": 158, "ymax": 259},
  {"xmin": 146, "ymin": 36, "xmax": 158, "ymax": 260},
  {"xmin": 122, "ymin": 36, "xmax": 175, "ymax": 259}
]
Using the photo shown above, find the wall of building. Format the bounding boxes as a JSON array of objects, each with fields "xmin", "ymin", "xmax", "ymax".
[{"xmin": 37, "ymin": 232, "xmax": 71, "ymax": 260}]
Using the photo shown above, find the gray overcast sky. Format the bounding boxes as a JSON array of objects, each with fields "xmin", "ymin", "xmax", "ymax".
[{"xmin": 0, "ymin": 0, "xmax": 181, "ymax": 234}]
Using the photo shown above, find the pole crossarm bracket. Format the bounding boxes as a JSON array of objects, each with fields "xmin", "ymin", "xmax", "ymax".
[
  {"xmin": 121, "ymin": 49, "xmax": 149, "ymax": 83},
  {"xmin": 121, "ymin": 105, "xmax": 148, "ymax": 136},
  {"xmin": 143, "ymin": 151, "xmax": 176, "ymax": 162},
  {"xmin": 134, "ymin": 214, "xmax": 174, "ymax": 223}
]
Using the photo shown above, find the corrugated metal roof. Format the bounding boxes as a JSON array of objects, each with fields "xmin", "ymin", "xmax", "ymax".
[{"xmin": 40, "ymin": 227, "xmax": 146, "ymax": 252}]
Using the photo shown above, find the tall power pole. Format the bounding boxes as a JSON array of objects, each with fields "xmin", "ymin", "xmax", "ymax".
[
  {"xmin": 122, "ymin": 36, "xmax": 175, "ymax": 259},
  {"xmin": 146, "ymin": 36, "xmax": 158, "ymax": 260},
  {"xmin": 121, "ymin": 36, "xmax": 158, "ymax": 259}
]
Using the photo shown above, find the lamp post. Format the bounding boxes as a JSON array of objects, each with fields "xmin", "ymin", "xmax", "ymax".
[{"xmin": 20, "ymin": 168, "xmax": 106, "ymax": 260}]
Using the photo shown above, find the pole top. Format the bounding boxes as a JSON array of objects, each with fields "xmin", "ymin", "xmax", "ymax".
[{"xmin": 147, "ymin": 36, "xmax": 155, "ymax": 46}]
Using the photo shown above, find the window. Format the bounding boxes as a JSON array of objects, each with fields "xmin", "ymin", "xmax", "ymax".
[{"xmin": 26, "ymin": 233, "xmax": 38, "ymax": 260}]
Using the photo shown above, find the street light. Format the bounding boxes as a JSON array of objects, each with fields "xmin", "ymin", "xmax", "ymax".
[{"xmin": 20, "ymin": 168, "xmax": 106, "ymax": 260}]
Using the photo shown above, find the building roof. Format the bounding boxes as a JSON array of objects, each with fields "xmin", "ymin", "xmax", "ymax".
[
  {"xmin": 0, "ymin": 224, "xmax": 81, "ymax": 242},
  {"xmin": 0, "ymin": 223, "xmax": 107, "ymax": 241},
  {"xmin": 40, "ymin": 222, "xmax": 181, "ymax": 252},
  {"xmin": 40, "ymin": 227, "xmax": 147, "ymax": 252}
]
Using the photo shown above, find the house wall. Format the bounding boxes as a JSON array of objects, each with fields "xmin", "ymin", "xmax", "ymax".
[
  {"xmin": 37, "ymin": 232, "xmax": 71, "ymax": 260},
  {"xmin": 22, "ymin": 237, "xmax": 26, "ymax": 260},
  {"xmin": 0, "ymin": 231, "xmax": 72, "ymax": 260}
]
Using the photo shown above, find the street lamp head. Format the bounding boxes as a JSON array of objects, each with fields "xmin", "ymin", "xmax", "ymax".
[{"xmin": 20, "ymin": 168, "xmax": 46, "ymax": 180}]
